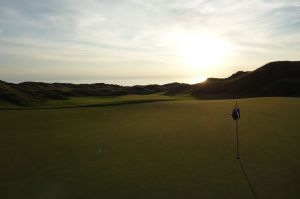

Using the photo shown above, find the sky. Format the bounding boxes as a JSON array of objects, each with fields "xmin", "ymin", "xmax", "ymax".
[{"xmin": 0, "ymin": 0, "xmax": 299, "ymax": 85}]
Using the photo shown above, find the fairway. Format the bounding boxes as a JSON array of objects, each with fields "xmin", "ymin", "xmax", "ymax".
[{"xmin": 0, "ymin": 98, "xmax": 299, "ymax": 199}]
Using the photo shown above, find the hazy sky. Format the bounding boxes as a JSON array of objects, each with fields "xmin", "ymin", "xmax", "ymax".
[{"xmin": 0, "ymin": 0, "xmax": 299, "ymax": 84}]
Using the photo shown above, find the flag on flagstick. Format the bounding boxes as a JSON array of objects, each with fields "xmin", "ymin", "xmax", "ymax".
[
  {"xmin": 231, "ymin": 101, "xmax": 241, "ymax": 159},
  {"xmin": 231, "ymin": 102, "xmax": 240, "ymax": 120}
]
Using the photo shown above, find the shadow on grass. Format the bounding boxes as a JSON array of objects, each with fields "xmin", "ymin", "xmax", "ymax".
[
  {"xmin": 238, "ymin": 159, "xmax": 258, "ymax": 199},
  {"xmin": 0, "ymin": 99, "xmax": 180, "ymax": 111}
]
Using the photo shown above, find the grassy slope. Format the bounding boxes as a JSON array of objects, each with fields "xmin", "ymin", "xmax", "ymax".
[
  {"xmin": 0, "ymin": 98, "xmax": 299, "ymax": 199},
  {"xmin": 45, "ymin": 94, "xmax": 189, "ymax": 107},
  {"xmin": 0, "ymin": 93, "xmax": 191, "ymax": 109}
]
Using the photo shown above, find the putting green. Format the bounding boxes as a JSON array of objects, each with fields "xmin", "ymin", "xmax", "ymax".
[{"xmin": 0, "ymin": 97, "xmax": 299, "ymax": 199}]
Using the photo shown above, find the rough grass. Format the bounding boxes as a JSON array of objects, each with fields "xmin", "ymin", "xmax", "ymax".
[{"xmin": 0, "ymin": 97, "xmax": 299, "ymax": 199}]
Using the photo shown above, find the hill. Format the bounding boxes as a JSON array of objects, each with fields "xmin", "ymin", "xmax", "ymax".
[
  {"xmin": 1, "ymin": 61, "xmax": 300, "ymax": 106},
  {"xmin": 0, "ymin": 80, "xmax": 190, "ymax": 107},
  {"xmin": 168, "ymin": 61, "xmax": 300, "ymax": 99}
]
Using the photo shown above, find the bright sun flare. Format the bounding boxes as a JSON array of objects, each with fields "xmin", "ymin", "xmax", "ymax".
[{"xmin": 175, "ymin": 33, "xmax": 229, "ymax": 72}]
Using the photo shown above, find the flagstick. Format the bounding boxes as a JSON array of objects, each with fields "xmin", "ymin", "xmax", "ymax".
[{"xmin": 236, "ymin": 119, "xmax": 240, "ymax": 159}]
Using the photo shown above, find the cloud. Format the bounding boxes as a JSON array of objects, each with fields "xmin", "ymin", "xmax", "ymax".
[{"xmin": 0, "ymin": 0, "xmax": 299, "ymax": 82}]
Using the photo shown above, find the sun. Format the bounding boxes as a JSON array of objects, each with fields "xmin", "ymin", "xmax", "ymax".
[
  {"xmin": 175, "ymin": 33, "xmax": 229, "ymax": 72},
  {"xmin": 189, "ymin": 76, "xmax": 207, "ymax": 84}
]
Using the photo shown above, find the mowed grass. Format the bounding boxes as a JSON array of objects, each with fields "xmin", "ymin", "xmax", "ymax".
[
  {"xmin": 0, "ymin": 97, "xmax": 299, "ymax": 199},
  {"xmin": 45, "ymin": 93, "xmax": 191, "ymax": 107},
  {"xmin": 0, "ymin": 93, "xmax": 192, "ymax": 109}
]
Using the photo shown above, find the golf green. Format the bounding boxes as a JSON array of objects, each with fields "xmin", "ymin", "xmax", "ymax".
[{"xmin": 0, "ymin": 97, "xmax": 299, "ymax": 199}]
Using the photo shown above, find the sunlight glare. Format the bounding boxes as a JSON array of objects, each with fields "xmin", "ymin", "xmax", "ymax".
[
  {"xmin": 189, "ymin": 76, "xmax": 207, "ymax": 84},
  {"xmin": 175, "ymin": 33, "xmax": 230, "ymax": 72}
]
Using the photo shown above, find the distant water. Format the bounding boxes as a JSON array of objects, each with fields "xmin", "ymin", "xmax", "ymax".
[
  {"xmin": 23, "ymin": 76, "xmax": 207, "ymax": 86},
  {"xmin": 76, "ymin": 77, "xmax": 206, "ymax": 86}
]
